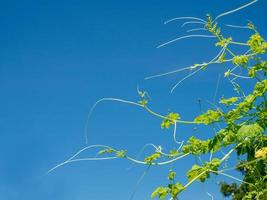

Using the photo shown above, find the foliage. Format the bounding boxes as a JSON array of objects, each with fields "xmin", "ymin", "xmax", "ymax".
[
  {"xmin": 52, "ymin": 2, "xmax": 267, "ymax": 200},
  {"xmin": 144, "ymin": 152, "xmax": 161, "ymax": 164},
  {"xmin": 151, "ymin": 171, "xmax": 185, "ymax": 200},
  {"xmin": 135, "ymin": 13, "xmax": 267, "ymax": 199},
  {"xmin": 161, "ymin": 112, "xmax": 180, "ymax": 129},
  {"xmin": 194, "ymin": 109, "xmax": 222, "ymax": 125},
  {"xmin": 186, "ymin": 158, "xmax": 220, "ymax": 182}
]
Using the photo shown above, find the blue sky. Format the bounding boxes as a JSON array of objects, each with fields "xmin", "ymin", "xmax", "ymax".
[{"xmin": 0, "ymin": 0, "xmax": 266, "ymax": 199}]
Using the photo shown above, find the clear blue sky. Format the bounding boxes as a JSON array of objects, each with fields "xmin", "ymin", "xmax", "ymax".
[{"xmin": 0, "ymin": 0, "xmax": 266, "ymax": 199}]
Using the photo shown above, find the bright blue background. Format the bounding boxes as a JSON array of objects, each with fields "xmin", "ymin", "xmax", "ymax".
[{"xmin": 0, "ymin": 0, "xmax": 266, "ymax": 199}]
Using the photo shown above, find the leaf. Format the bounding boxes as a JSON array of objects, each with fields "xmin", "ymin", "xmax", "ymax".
[
  {"xmin": 168, "ymin": 171, "xmax": 176, "ymax": 181},
  {"xmin": 168, "ymin": 112, "xmax": 180, "ymax": 121},
  {"xmin": 169, "ymin": 183, "xmax": 184, "ymax": 198},
  {"xmin": 169, "ymin": 149, "xmax": 179, "ymax": 157},
  {"xmin": 255, "ymin": 147, "xmax": 267, "ymax": 159},
  {"xmin": 161, "ymin": 120, "xmax": 171, "ymax": 129},
  {"xmin": 205, "ymin": 158, "xmax": 221, "ymax": 171},
  {"xmin": 247, "ymin": 33, "xmax": 267, "ymax": 54},
  {"xmin": 161, "ymin": 112, "xmax": 180, "ymax": 129},
  {"xmin": 237, "ymin": 123, "xmax": 264, "ymax": 140},
  {"xmin": 116, "ymin": 150, "xmax": 126, "ymax": 158},
  {"xmin": 209, "ymin": 136, "xmax": 221, "ymax": 152},
  {"xmin": 248, "ymin": 61, "xmax": 267, "ymax": 78},
  {"xmin": 187, "ymin": 164, "xmax": 208, "ymax": 182},
  {"xmin": 219, "ymin": 97, "xmax": 238, "ymax": 106},
  {"xmin": 151, "ymin": 187, "xmax": 169, "ymax": 199},
  {"xmin": 232, "ymin": 55, "xmax": 249, "ymax": 66},
  {"xmin": 187, "ymin": 159, "xmax": 220, "ymax": 183},
  {"xmin": 182, "ymin": 136, "xmax": 210, "ymax": 155},
  {"xmin": 254, "ymin": 80, "xmax": 267, "ymax": 97},
  {"xmin": 194, "ymin": 109, "xmax": 222, "ymax": 125},
  {"xmin": 138, "ymin": 99, "xmax": 148, "ymax": 106},
  {"xmin": 216, "ymin": 37, "xmax": 232, "ymax": 47},
  {"xmin": 98, "ymin": 148, "xmax": 115, "ymax": 155},
  {"xmin": 144, "ymin": 152, "xmax": 161, "ymax": 164}
]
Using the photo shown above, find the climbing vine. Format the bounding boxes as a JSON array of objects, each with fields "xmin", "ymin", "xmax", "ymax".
[{"xmin": 49, "ymin": 1, "xmax": 267, "ymax": 199}]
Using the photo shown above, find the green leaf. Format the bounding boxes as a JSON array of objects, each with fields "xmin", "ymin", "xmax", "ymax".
[
  {"xmin": 169, "ymin": 183, "xmax": 184, "ymax": 198},
  {"xmin": 161, "ymin": 112, "xmax": 180, "ymax": 129},
  {"xmin": 116, "ymin": 150, "xmax": 126, "ymax": 158},
  {"xmin": 216, "ymin": 37, "xmax": 232, "ymax": 47},
  {"xmin": 161, "ymin": 120, "xmax": 171, "ymax": 129},
  {"xmin": 138, "ymin": 99, "xmax": 148, "ymax": 106},
  {"xmin": 169, "ymin": 149, "xmax": 179, "ymax": 157},
  {"xmin": 247, "ymin": 33, "xmax": 267, "ymax": 54},
  {"xmin": 182, "ymin": 136, "xmax": 210, "ymax": 155},
  {"xmin": 219, "ymin": 97, "xmax": 238, "ymax": 106},
  {"xmin": 151, "ymin": 187, "xmax": 169, "ymax": 199},
  {"xmin": 255, "ymin": 147, "xmax": 267, "ymax": 159},
  {"xmin": 168, "ymin": 112, "xmax": 180, "ymax": 121},
  {"xmin": 232, "ymin": 55, "xmax": 249, "ymax": 66},
  {"xmin": 144, "ymin": 152, "xmax": 161, "ymax": 164},
  {"xmin": 98, "ymin": 148, "xmax": 115, "ymax": 155},
  {"xmin": 187, "ymin": 159, "xmax": 220, "ymax": 183},
  {"xmin": 208, "ymin": 136, "xmax": 221, "ymax": 152},
  {"xmin": 187, "ymin": 164, "xmax": 208, "ymax": 182},
  {"xmin": 221, "ymin": 129, "xmax": 236, "ymax": 146},
  {"xmin": 194, "ymin": 109, "xmax": 222, "ymax": 125},
  {"xmin": 168, "ymin": 171, "xmax": 176, "ymax": 181},
  {"xmin": 254, "ymin": 80, "xmax": 267, "ymax": 97},
  {"xmin": 205, "ymin": 158, "xmax": 221, "ymax": 171},
  {"xmin": 237, "ymin": 123, "xmax": 264, "ymax": 140},
  {"xmin": 248, "ymin": 61, "xmax": 267, "ymax": 78}
]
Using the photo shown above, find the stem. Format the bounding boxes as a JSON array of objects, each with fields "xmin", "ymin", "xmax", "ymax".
[
  {"xmin": 184, "ymin": 169, "xmax": 208, "ymax": 188},
  {"xmin": 209, "ymin": 170, "xmax": 256, "ymax": 188},
  {"xmin": 220, "ymin": 143, "xmax": 242, "ymax": 163},
  {"xmin": 125, "ymin": 153, "xmax": 190, "ymax": 166},
  {"xmin": 144, "ymin": 106, "xmax": 197, "ymax": 124},
  {"xmin": 164, "ymin": 16, "xmax": 206, "ymax": 24},
  {"xmin": 230, "ymin": 41, "xmax": 249, "ymax": 46},
  {"xmin": 214, "ymin": 0, "xmax": 258, "ymax": 21},
  {"xmin": 157, "ymin": 153, "xmax": 190, "ymax": 165}
]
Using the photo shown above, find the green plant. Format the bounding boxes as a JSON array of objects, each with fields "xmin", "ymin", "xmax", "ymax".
[{"xmin": 49, "ymin": 1, "xmax": 267, "ymax": 199}]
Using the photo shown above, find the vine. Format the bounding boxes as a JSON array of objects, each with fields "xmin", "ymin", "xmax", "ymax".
[{"xmin": 49, "ymin": 1, "xmax": 267, "ymax": 199}]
